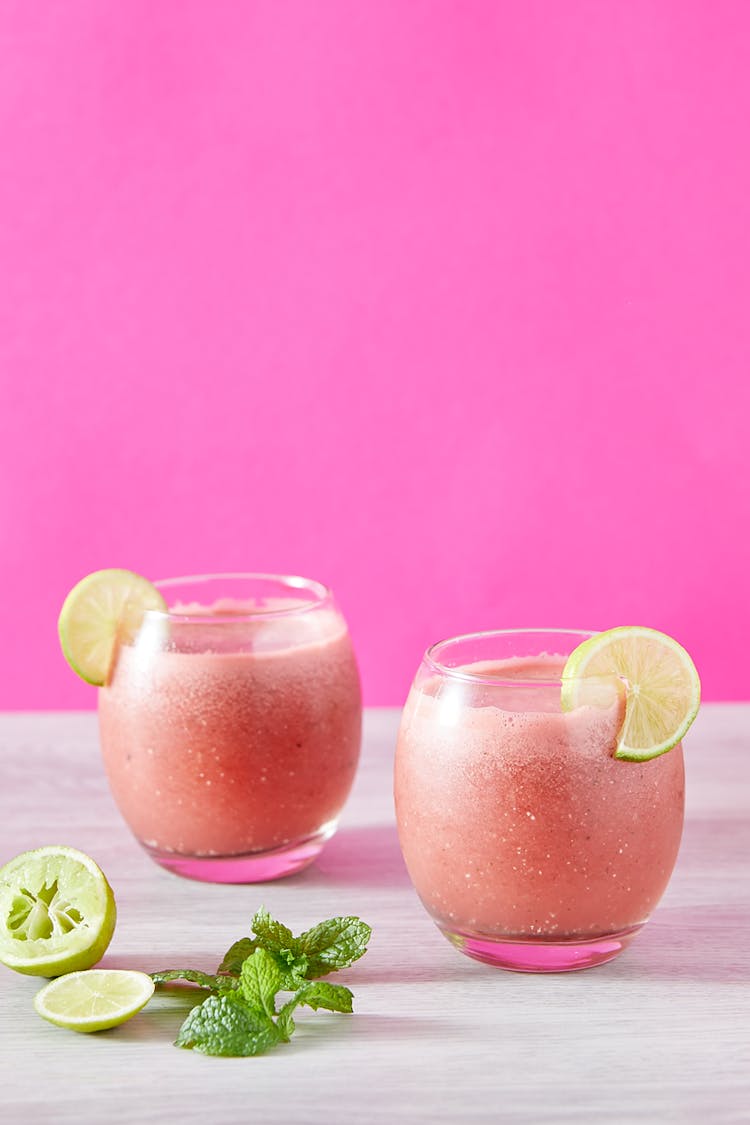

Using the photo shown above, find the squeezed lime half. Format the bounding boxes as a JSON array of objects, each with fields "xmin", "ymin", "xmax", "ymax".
[{"xmin": 0, "ymin": 846, "xmax": 116, "ymax": 976}]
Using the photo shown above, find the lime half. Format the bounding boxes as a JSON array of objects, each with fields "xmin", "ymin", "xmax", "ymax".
[
  {"xmin": 561, "ymin": 626, "xmax": 701, "ymax": 761},
  {"xmin": 58, "ymin": 568, "xmax": 166, "ymax": 685},
  {"xmin": 34, "ymin": 969, "xmax": 154, "ymax": 1033},
  {"xmin": 0, "ymin": 846, "xmax": 116, "ymax": 977}
]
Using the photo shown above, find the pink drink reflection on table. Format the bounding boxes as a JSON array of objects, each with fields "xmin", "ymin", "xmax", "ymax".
[
  {"xmin": 98, "ymin": 574, "xmax": 362, "ymax": 883},
  {"xmin": 395, "ymin": 630, "xmax": 685, "ymax": 972}
]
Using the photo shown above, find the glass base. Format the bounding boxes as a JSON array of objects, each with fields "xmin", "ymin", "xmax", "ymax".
[
  {"xmin": 141, "ymin": 824, "xmax": 336, "ymax": 884},
  {"xmin": 439, "ymin": 923, "xmax": 644, "ymax": 972}
]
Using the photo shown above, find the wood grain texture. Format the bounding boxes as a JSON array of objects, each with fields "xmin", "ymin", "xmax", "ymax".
[{"xmin": 0, "ymin": 706, "xmax": 747, "ymax": 1124}]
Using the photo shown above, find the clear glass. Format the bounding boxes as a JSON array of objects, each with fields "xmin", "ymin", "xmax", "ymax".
[
  {"xmin": 98, "ymin": 574, "xmax": 362, "ymax": 883},
  {"xmin": 394, "ymin": 629, "xmax": 685, "ymax": 972}
]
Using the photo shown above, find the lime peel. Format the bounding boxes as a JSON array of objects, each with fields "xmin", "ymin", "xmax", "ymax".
[
  {"xmin": 561, "ymin": 626, "xmax": 700, "ymax": 761},
  {"xmin": 34, "ymin": 969, "xmax": 154, "ymax": 1033}
]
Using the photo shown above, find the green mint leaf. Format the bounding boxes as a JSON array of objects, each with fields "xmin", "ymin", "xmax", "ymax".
[
  {"xmin": 274, "ymin": 949, "xmax": 310, "ymax": 990},
  {"xmin": 238, "ymin": 949, "xmax": 282, "ymax": 1017},
  {"xmin": 274, "ymin": 981, "xmax": 353, "ymax": 1040},
  {"xmin": 246, "ymin": 908, "xmax": 309, "ymax": 986},
  {"xmin": 217, "ymin": 937, "xmax": 258, "ymax": 978},
  {"xmin": 296, "ymin": 916, "xmax": 372, "ymax": 976},
  {"xmin": 251, "ymin": 906, "xmax": 298, "ymax": 954},
  {"xmin": 175, "ymin": 993, "xmax": 281, "ymax": 1057},
  {"xmin": 293, "ymin": 980, "xmax": 354, "ymax": 1014},
  {"xmin": 151, "ymin": 969, "xmax": 235, "ymax": 992},
  {"xmin": 218, "ymin": 935, "xmax": 307, "ymax": 991},
  {"xmin": 275, "ymin": 1002, "xmax": 296, "ymax": 1042}
]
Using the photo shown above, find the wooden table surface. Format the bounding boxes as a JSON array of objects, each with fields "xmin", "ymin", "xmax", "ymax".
[{"xmin": 0, "ymin": 706, "xmax": 747, "ymax": 1124}]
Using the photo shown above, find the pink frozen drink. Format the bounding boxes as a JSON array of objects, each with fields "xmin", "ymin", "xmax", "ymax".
[
  {"xmin": 395, "ymin": 631, "xmax": 687, "ymax": 971},
  {"xmin": 98, "ymin": 575, "xmax": 362, "ymax": 882}
]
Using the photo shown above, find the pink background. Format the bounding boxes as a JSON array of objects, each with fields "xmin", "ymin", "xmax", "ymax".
[{"xmin": 0, "ymin": 1, "xmax": 747, "ymax": 708}]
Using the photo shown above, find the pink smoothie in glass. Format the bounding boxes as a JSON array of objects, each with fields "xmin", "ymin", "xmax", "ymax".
[
  {"xmin": 98, "ymin": 601, "xmax": 361, "ymax": 868},
  {"xmin": 395, "ymin": 656, "xmax": 685, "ymax": 946}
]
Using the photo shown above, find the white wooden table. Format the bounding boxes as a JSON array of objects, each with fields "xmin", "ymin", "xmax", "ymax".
[{"xmin": 0, "ymin": 707, "xmax": 747, "ymax": 1124}]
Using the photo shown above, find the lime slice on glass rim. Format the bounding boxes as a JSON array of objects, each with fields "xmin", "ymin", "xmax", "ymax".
[
  {"xmin": 561, "ymin": 626, "xmax": 701, "ymax": 761},
  {"xmin": 0, "ymin": 846, "xmax": 116, "ymax": 977},
  {"xmin": 58, "ymin": 568, "xmax": 166, "ymax": 685},
  {"xmin": 34, "ymin": 969, "xmax": 154, "ymax": 1033}
]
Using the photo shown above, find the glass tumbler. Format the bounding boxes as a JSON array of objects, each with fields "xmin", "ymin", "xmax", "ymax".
[
  {"xmin": 98, "ymin": 573, "xmax": 362, "ymax": 883},
  {"xmin": 394, "ymin": 630, "xmax": 685, "ymax": 972}
]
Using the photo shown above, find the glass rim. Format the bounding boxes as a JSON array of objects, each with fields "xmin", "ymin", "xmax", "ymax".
[
  {"xmin": 146, "ymin": 572, "xmax": 333, "ymax": 624},
  {"xmin": 424, "ymin": 627, "xmax": 598, "ymax": 688}
]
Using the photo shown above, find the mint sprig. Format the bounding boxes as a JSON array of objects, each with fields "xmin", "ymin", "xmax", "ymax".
[{"xmin": 152, "ymin": 908, "xmax": 371, "ymax": 1058}]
